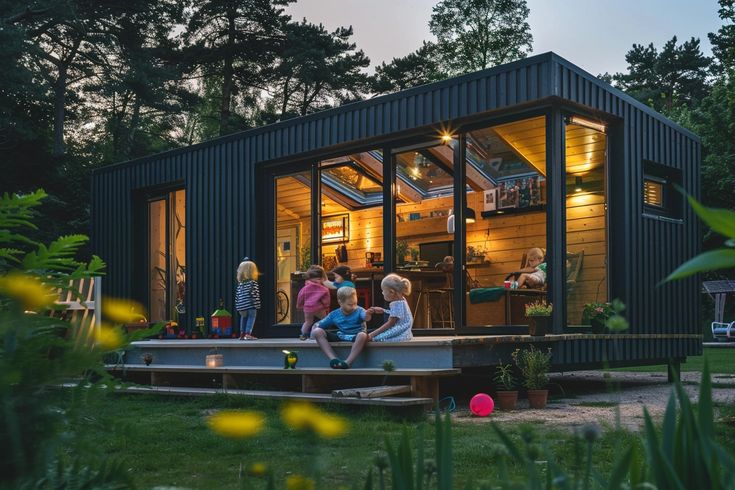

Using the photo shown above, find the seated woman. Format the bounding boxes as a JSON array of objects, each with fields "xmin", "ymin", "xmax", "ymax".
[{"xmin": 514, "ymin": 247, "xmax": 546, "ymax": 289}]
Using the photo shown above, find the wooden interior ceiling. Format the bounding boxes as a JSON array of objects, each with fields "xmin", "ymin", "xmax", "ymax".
[
  {"xmin": 276, "ymin": 176, "xmax": 344, "ymax": 221},
  {"xmin": 565, "ymin": 125, "xmax": 606, "ymax": 174},
  {"xmin": 490, "ymin": 116, "xmax": 547, "ymax": 175}
]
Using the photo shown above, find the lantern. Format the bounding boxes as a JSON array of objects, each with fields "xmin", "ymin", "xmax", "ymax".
[
  {"xmin": 206, "ymin": 353, "xmax": 223, "ymax": 367},
  {"xmin": 210, "ymin": 299, "xmax": 232, "ymax": 338}
]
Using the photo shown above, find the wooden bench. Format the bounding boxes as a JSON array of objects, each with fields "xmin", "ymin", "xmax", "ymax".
[
  {"xmin": 50, "ymin": 277, "xmax": 101, "ymax": 347},
  {"xmin": 105, "ymin": 364, "xmax": 460, "ymax": 404}
]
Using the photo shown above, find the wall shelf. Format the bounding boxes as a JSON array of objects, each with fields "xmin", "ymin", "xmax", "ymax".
[{"xmin": 481, "ymin": 204, "xmax": 545, "ymax": 219}]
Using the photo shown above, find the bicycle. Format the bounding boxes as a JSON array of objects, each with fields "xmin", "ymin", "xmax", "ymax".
[{"xmin": 275, "ymin": 289, "xmax": 289, "ymax": 323}]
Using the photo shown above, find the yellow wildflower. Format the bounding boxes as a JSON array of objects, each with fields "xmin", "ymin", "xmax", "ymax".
[
  {"xmin": 247, "ymin": 462, "xmax": 268, "ymax": 477},
  {"xmin": 0, "ymin": 272, "xmax": 56, "ymax": 310},
  {"xmin": 285, "ymin": 475, "xmax": 315, "ymax": 490},
  {"xmin": 103, "ymin": 297, "xmax": 147, "ymax": 324},
  {"xmin": 281, "ymin": 401, "xmax": 348, "ymax": 439},
  {"xmin": 95, "ymin": 323, "xmax": 124, "ymax": 350},
  {"xmin": 207, "ymin": 410, "xmax": 265, "ymax": 439}
]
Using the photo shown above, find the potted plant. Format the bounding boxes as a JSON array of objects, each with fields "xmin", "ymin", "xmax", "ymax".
[
  {"xmin": 582, "ymin": 302, "xmax": 613, "ymax": 333},
  {"xmin": 396, "ymin": 240, "xmax": 409, "ymax": 265},
  {"xmin": 512, "ymin": 346, "xmax": 553, "ymax": 409},
  {"xmin": 466, "ymin": 245, "xmax": 487, "ymax": 263},
  {"xmin": 493, "ymin": 361, "xmax": 518, "ymax": 410},
  {"xmin": 524, "ymin": 300, "xmax": 552, "ymax": 336}
]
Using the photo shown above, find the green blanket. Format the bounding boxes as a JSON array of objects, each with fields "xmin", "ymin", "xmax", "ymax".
[{"xmin": 469, "ymin": 286, "xmax": 505, "ymax": 304}]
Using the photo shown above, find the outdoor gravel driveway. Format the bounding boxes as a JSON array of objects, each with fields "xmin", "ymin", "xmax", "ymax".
[{"xmin": 454, "ymin": 371, "xmax": 735, "ymax": 431}]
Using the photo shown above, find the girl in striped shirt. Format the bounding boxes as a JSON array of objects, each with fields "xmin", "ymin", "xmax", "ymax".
[{"xmin": 235, "ymin": 259, "xmax": 261, "ymax": 340}]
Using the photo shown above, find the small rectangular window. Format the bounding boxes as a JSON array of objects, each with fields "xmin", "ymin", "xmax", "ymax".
[
  {"xmin": 643, "ymin": 178, "xmax": 664, "ymax": 207},
  {"xmin": 643, "ymin": 161, "xmax": 682, "ymax": 219}
]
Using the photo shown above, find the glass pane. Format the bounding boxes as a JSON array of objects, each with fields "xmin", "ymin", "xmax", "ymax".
[
  {"xmin": 394, "ymin": 143, "xmax": 455, "ymax": 330},
  {"xmin": 275, "ymin": 172, "xmax": 312, "ymax": 325},
  {"xmin": 565, "ymin": 121, "xmax": 608, "ymax": 327},
  {"xmin": 320, "ymin": 151, "xmax": 384, "ymax": 312},
  {"xmin": 465, "ymin": 116, "xmax": 548, "ymax": 328},
  {"xmin": 148, "ymin": 199, "xmax": 167, "ymax": 323},
  {"xmin": 173, "ymin": 190, "xmax": 186, "ymax": 322}
]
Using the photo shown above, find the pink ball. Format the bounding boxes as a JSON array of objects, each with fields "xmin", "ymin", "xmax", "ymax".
[{"xmin": 470, "ymin": 393, "xmax": 494, "ymax": 417}]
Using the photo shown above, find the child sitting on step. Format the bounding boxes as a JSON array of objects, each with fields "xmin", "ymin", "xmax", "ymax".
[
  {"xmin": 311, "ymin": 286, "xmax": 372, "ymax": 369},
  {"xmin": 367, "ymin": 273, "xmax": 414, "ymax": 342}
]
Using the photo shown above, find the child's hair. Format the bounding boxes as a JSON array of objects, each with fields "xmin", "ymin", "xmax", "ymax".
[
  {"xmin": 237, "ymin": 260, "xmax": 259, "ymax": 281},
  {"xmin": 331, "ymin": 265, "xmax": 354, "ymax": 282},
  {"xmin": 381, "ymin": 273, "xmax": 412, "ymax": 296},
  {"xmin": 336, "ymin": 286, "xmax": 357, "ymax": 303},
  {"xmin": 526, "ymin": 247, "xmax": 545, "ymax": 266},
  {"xmin": 305, "ymin": 264, "xmax": 327, "ymax": 280}
]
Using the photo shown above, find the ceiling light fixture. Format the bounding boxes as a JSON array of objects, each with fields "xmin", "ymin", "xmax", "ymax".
[{"xmin": 567, "ymin": 115, "xmax": 607, "ymax": 133}]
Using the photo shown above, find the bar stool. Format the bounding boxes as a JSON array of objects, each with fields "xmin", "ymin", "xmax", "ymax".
[{"xmin": 413, "ymin": 287, "xmax": 454, "ymax": 328}]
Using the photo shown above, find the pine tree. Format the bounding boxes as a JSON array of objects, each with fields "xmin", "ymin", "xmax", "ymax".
[{"xmin": 371, "ymin": 42, "xmax": 445, "ymax": 95}]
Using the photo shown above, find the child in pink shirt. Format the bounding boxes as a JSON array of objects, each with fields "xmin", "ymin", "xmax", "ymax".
[{"xmin": 296, "ymin": 265, "xmax": 331, "ymax": 340}]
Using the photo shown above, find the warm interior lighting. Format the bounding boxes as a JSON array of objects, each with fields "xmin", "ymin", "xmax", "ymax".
[
  {"xmin": 465, "ymin": 207, "xmax": 476, "ymax": 223},
  {"xmin": 440, "ymin": 133, "xmax": 453, "ymax": 144},
  {"xmin": 643, "ymin": 179, "xmax": 664, "ymax": 207},
  {"xmin": 568, "ymin": 115, "xmax": 607, "ymax": 133},
  {"xmin": 574, "ymin": 176, "xmax": 583, "ymax": 193}
]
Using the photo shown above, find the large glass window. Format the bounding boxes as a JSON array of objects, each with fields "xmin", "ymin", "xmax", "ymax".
[
  {"xmin": 565, "ymin": 117, "xmax": 608, "ymax": 326},
  {"xmin": 274, "ymin": 172, "xmax": 312, "ymax": 325},
  {"xmin": 319, "ymin": 151, "xmax": 385, "ymax": 309},
  {"xmin": 393, "ymin": 143, "xmax": 455, "ymax": 330},
  {"xmin": 147, "ymin": 189, "xmax": 186, "ymax": 323},
  {"xmin": 464, "ymin": 116, "xmax": 548, "ymax": 327}
]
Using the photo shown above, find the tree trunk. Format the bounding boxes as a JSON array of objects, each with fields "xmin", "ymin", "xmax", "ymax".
[
  {"xmin": 126, "ymin": 95, "xmax": 141, "ymax": 159},
  {"xmin": 219, "ymin": 5, "xmax": 236, "ymax": 136}
]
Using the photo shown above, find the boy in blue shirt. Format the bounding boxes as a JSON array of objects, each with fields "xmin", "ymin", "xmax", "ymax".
[{"xmin": 311, "ymin": 286, "xmax": 371, "ymax": 369}]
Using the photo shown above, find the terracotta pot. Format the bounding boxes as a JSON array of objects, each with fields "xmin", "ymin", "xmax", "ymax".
[
  {"xmin": 527, "ymin": 389, "xmax": 548, "ymax": 409},
  {"xmin": 496, "ymin": 390, "xmax": 519, "ymax": 411},
  {"xmin": 528, "ymin": 316, "xmax": 549, "ymax": 336}
]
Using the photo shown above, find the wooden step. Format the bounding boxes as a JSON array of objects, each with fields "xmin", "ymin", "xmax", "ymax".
[
  {"xmin": 105, "ymin": 384, "xmax": 434, "ymax": 407},
  {"xmin": 106, "ymin": 364, "xmax": 460, "ymax": 376}
]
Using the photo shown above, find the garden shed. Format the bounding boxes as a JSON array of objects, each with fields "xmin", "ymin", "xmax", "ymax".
[{"xmin": 92, "ymin": 52, "xmax": 702, "ymax": 371}]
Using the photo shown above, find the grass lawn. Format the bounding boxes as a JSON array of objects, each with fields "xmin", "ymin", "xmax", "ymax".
[
  {"xmin": 614, "ymin": 346, "xmax": 735, "ymax": 374},
  {"xmin": 63, "ymin": 388, "xmax": 735, "ymax": 489}
]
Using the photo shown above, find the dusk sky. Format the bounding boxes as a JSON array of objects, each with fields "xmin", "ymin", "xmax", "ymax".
[{"xmin": 287, "ymin": 0, "xmax": 723, "ymax": 77}]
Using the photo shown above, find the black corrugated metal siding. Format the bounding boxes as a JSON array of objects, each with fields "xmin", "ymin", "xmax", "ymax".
[
  {"xmin": 92, "ymin": 52, "xmax": 701, "ymax": 365},
  {"xmin": 92, "ymin": 54, "xmax": 555, "ymax": 320},
  {"xmin": 552, "ymin": 55, "xmax": 700, "ymax": 347}
]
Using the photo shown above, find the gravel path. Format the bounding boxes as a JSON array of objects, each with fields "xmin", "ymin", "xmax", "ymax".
[{"xmin": 453, "ymin": 371, "xmax": 735, "ymax": 432}]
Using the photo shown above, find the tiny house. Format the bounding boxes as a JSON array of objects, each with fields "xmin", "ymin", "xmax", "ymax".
[{"xmin": 92, "ymin": 52, "xmax": 702, "ymax": 370}]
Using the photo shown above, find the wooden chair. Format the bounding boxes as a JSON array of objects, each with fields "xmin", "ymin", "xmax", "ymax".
[{"xmin": 49, "ymin": 277, "xmax": 101, "ymax": 348}]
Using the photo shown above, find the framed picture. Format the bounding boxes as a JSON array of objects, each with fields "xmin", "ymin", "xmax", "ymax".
[
  {"xmin": 498, "ymin": 182, "xmax": 519, "ymax": 209},
  {"xmin": 482, "ymin": 188, "xmax": 497, "ymax": 212},
  {"xmin": 321, "ymin": 214, "xmax": 349, "ymax": 243}
]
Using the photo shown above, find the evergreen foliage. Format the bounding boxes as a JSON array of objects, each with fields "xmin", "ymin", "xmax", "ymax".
[{"xmin": 429, "ymin": 0, "xmax": 533, "ymax": 75}]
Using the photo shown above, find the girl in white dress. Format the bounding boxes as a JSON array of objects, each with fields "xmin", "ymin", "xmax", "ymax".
[{"xmin": 367, "ymin": 273, "xmax": 414, "ymax": 342}]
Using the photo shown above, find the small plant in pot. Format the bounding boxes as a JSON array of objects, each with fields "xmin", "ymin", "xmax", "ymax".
[
  {"xmin": 582, "ymin": 302, "xmax": 613, "ymax": 333},
  {"xmin": 512, "ymin": 346, "xmax": 552, "ymax": 409},
  {"xmin": 493, "ymin": 360, "xmax": 518, "ymax": 410},
  {"xmin": 524, "ymin": 300, "xmax": 552, "ymax": 336}
]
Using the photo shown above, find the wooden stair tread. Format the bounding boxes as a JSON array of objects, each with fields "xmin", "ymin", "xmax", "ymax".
[
  {"xmin": 103, "ymin": 384, "xmax": 433, "ymax": 406},
  {"xmin": 105, "ymin": 364, "xmax": 460, "ymax": 376}
]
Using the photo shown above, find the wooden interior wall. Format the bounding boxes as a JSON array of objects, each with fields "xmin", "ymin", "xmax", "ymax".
[{"xmin": 276, "ymin": 176, "xmax": 606, "ymax": 325}]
